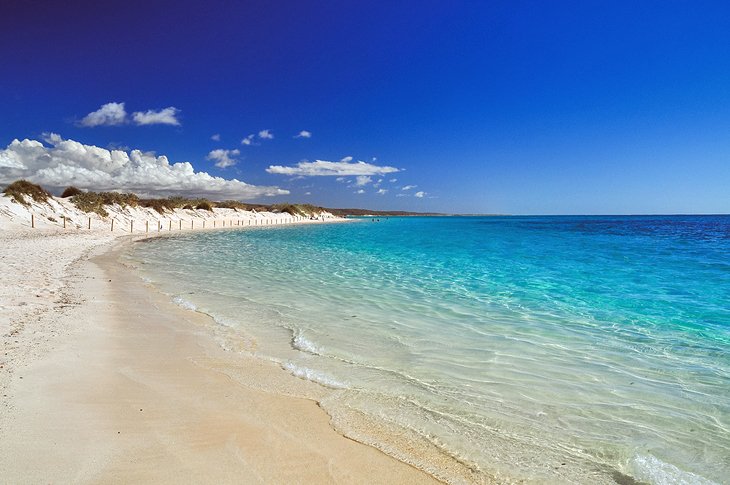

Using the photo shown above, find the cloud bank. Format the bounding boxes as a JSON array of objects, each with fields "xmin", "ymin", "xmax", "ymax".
[
  {"xmin": 0, "ymin": 134, "xmax": 288, "ymax": 199},
  {"xmin": 267, "ymin": 159, "xmax": 400, "ymax": 177}
]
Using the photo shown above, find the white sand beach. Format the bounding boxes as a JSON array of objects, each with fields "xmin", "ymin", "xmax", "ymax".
[{"xmin": 0, "ymin": 195, "xmax": 440, "ymax": 484}]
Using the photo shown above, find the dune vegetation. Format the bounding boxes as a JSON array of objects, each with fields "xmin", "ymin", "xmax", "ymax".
[
  {"xmin": 2, "ymin": 180, "xmax": 327, "ymax": 217},
  {"xmin": 2, "ymin": 180, "xmax": 51, "ymax": 206}
]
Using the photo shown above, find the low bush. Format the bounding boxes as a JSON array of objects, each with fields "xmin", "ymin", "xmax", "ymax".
[
  {"xmin": 1, "ymin": 180, "xmax": 327, "ymax": 219},
  {"xmin": 70, "ymin": 192, "xmax": 109, "ymax": 217},
  {"xmin": 3, "ymin": 180, "xmax": 51, "ymax": 205},
  {"xmin": 216, "ymin": 200, "xmax": 248, "ymax": 211},
  {"xmin": 61, "ymin": 186, "xmax": 83, "ymax": 198},
  {"xmin": 140, "ymin": 198, "xmax": 173, "ymax": 214},
  {"xmin": 269, "ymin": 203, "xmax": 302, "ymax": 216},
  {"xmin": 101, "ymin": 192, "xmax": 139, "ymax": 207},
  {"xmin": 70, "ymin": 191, "xmax": 139, "ymax": 217},
  {"xmin": 295, "ymin": 203, "xmax": 325, "ymax": 215}
]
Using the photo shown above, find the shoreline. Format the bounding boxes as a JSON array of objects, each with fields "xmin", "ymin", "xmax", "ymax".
[
  {"xmin": 119, "ymin": 234, "xmax": 492, "ymax": 484},
  {"xmin": 5, "ymin": 211, "xmax": 714, "ymax": 483},
  {"xmin": 0, "ymin": 226, "xmax": 443, "ymax": 483},
  {"xmin": 115, "ymin": 224, "xmax": 654, "ymax": 485}
]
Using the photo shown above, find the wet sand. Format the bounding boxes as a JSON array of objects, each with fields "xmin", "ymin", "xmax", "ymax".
[{"xmin": 0, "ymin": 234, "xmax": 438, "ymax": 484}]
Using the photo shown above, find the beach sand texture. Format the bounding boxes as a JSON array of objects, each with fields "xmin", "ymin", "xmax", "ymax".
[{"xmin": 0, "ymin": 195, "xmax": 438, "ymax": 484}]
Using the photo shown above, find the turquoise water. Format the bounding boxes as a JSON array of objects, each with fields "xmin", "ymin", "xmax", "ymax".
[{"xmin": 126, "ymin": 216, "xmax": 729, "ymax": 484}]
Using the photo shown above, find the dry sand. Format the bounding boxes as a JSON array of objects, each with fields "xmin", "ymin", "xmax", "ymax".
[{"xmin": 0, "ymin": 203, "xmax": 438, "ymax": 483}]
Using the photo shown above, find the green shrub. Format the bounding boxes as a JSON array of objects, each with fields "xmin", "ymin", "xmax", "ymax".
[
  {"xmin": 141, "ymin": 196, "xmax": 215, "ymax": 213},
  {"xmin": 101, "ymin": 192, "xmax": 139, "ymax": 207},
  {"xmin": 61, "ymin": 186, "xmax": 83, "ymax": 198},
  {"xmin": 141, "ymin": 198, "xmax": 173, "ymax": 214},
  {"xmin": 296, "ymin": 204, "xmax": 324, "ymax": 215},
  {"xmin": 269, "ymin": 203, "xmax": 302, "ymax": 216},
  {"xmin": 69, "ymin": 191, "xmax": 137, "ymax": 216},
  {"xmin": 215, "ymin": 200, "xmax": 248, "ymax": 210},
  {"xmin": 3, "ymin": 180, "xmax": 51, "ymax": 205},
  {"xmin": 70, "ymin": 192, "xmax": 109, "ymax": 217}
]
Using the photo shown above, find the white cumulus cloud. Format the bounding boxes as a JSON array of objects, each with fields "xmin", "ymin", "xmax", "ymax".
[
  {"xmin": 80, "ymin": 102, "xmax": 127, "ymax": 127},
  {"xmin": 207, "ymin": 149, "xmax": 240, "ymax": 169},
  {"xmin": 355, "ymin": 189, "xmax": 365, "ymax": 194},
  {"xmin": 340, "ymin": 156, "xmax": 353, "ymax": 162},
  {"xmin": 241, "ymin": 134, "xmax": 255, "ymax": 146},
  {"xmin": 401, "ymin": 185, "xmax": 417, "ymax": 191},
  {"xmin": 0, "ymin": 135, "xmax": 287, "ymax": 199},
  {"xmin": 377, "ymin": 189, "xmax": 387, "ymax": 195},
  {"xmin": 258, "ymin": 129, "xmax": 274, "ymax": 139},
  {"xmin": 132, "ymin": 107, "xmax": 181, "ymax": 126},
  {"xmin": 415, "ymin": 191, "xmax": 426, "ymax": 198},
  {"xmin": 295, "ymin": 130, "xmax": 312, "ymax": 138},
  {"xmin": 354, "ymin": 175, "xmax": 372, "ymax": 186},
  {"xmin": 267, "ymin": 159, "xmax": 400, "ymax": 177},
  {"xmin": 211, "ymin": 133, "xmax": 221, "ymax": 141}
]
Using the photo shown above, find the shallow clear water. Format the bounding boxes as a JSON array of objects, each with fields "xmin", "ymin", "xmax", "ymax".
[{"xmin": 126, "ymin": 216, "xmax": 729, "ymax": 484}]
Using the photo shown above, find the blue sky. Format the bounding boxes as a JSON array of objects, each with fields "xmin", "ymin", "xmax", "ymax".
[{"xmin": 1, "ymin": 1, "xmax": 729, "ymax": 214}]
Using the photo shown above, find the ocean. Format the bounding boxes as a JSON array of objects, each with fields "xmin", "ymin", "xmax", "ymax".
[{"xmin": 124, "ymin": 216, "xmax": 729, "ymax": 484}]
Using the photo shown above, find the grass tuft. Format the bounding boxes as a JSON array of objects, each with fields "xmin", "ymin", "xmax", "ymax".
[
  {"xmin": 269, "ymin": 203, "xmax": 302, "ymax": 216},
  {"xmin": 215, "ymin": 200, "xmax": 249, "ymax": 211},
  {"xmin": 3, "ymin": 180, "xmax": 51, "ymax": 205},
  {"xmin": 2, "ymin": 180, "xmax": 330, "ymax": 218},
  {"xmin": 71, "ymin": 191, "xmax": 139, "ymax": 217}
]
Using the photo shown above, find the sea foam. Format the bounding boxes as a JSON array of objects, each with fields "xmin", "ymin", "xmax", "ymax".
[
  {"xmin": 172, "ymin": 295, "xmax": 197, "ymax": 311},
  {"xmin": 292, "ymin": 331, "xmax": 322, "ymax": 355},
  {"xmin": 629, "ymin": 455, "xmax": 720, "ymax": 485},
  {"xmin": 282, "ymin": 362, "xmax": 347, "ymax": 389}
]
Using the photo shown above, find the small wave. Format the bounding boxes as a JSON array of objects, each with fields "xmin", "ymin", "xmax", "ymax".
[
  {"xmin": 282, "ymin": 362, "xmax": 348, "ymax": 389},
  {"xmin": 210, "ymin": 313, "xmax": 238, "ymax": 328},
  {"xmin": 292, "ymin": 331, "xmax": 321, "ymax": 355},
  {"xmin": 629, "ymin": 454, "xmax": 719, "ymax": 485},
  {"xmin": 172, "ymin": 296, "xmax": 197, "ymax": 311}
]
